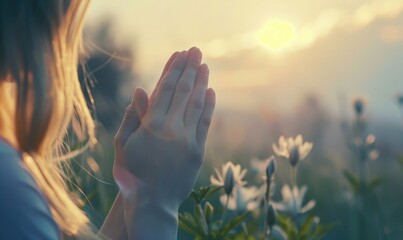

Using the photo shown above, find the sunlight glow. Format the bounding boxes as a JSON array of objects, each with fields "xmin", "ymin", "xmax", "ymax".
[{"xmin": 257, "ymin": 20, "xmax": 296, "ymax": 51}]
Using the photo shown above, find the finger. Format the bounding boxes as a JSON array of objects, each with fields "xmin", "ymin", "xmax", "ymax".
[
  {"xmin": 115, "ymin": 88, "xmax": 142, "ymax": 148},
  {"xmin": 150, "ymin": 51, "xmax": 179, "ymax": 104},
  {"xmin": 133, "ymin": 87, "xmax": 149, "ymax": 119},
  {"xmin": 150, "ymin": 50, "xmax": 188, "ymax": 115},
  {"xmin": 196, "ymin": 88, "xmax": 216, "ymax": 147},
  {"xmin": 166, "ymin": 47, "xmax": 202, "ymax": 119},
  {"xmin": 184, "ymin": 63, "xmax": 209, "ymax": 130}
]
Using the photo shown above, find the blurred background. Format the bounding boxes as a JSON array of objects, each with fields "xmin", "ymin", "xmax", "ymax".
[{"xmin": 71, "ymin": 0, "xmax": 403, "ymax": 239}]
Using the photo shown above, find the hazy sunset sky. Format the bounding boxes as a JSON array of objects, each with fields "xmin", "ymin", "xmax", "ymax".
[{"xmin": 86, "ymin": 0, "xmax": 403, "ymax": 123}]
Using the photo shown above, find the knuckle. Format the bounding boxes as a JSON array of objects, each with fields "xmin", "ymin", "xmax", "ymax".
[
  {"xmin": 163, "ymin": 122, "xmax": 181, "ymax": 137},
  {"xmin": 162, "ymin": 127, "xmax": 175, "ymax": 138},
  {"xmin": 125, "ymin": 104, "xmax": 136, "ymax": 114},
  {"xmin": 188, "ymin": 57, "xmax": 200, "ymax": 68},
  {"xmin": 190, "ymin": 98, "xmax": 204, "ymax": 110},
  {"xmin": 170, "ymin": 62, "xmax": 186, "ymax": 74},
  {"xmin": 161, "ymin": 80, "xmax": 176, "ymax": 92},
  {"xmin": 177, "ymin": 81, "xmax": 193, "ymax": 93},
  {"xmin": 144, "ymin": 115, "xmax": 163, "ymax": 130}
]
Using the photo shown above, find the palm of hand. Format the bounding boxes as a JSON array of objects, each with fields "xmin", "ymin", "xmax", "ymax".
[{"xmin": 124, "ymin": 124, "xmax": 203, "ymax": 207}]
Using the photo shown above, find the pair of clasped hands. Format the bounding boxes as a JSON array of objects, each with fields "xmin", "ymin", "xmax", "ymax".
[{"xmin": 113, "ymin": 47, "xmax": 215, "ymax": 239}]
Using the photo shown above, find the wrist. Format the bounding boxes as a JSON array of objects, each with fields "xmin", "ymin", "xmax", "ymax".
[
  {"xmin": 126, "ymin": 198, "xmax": 179, "ymax": 239},
  {"xmin": 99, "ymin": 192, "xmax": 128, "ymax": 240}
]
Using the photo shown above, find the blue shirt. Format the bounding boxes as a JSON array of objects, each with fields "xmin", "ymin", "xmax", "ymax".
[{"xmin": 0, "ymin": 138, "xmax": 60, "ymax": 239}]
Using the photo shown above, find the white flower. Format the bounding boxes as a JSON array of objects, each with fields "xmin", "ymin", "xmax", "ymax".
[
  {"xmin": 251, "ymin": 156, "xmax": 276, "ymax": 181},
  {"xmin": 272, "ymin": 135, "xmax": 313, "ymax": 167},
  {"xmin": 220, "ymin": 185, "xmax": 263, "ymax": 212},
  {"xmin": 273, "ymin": 184, "xmax": 316, "ymax": 218},
  {"xmin": 210, "ymin": 161, "xmax": 247, "ymax": 188}
]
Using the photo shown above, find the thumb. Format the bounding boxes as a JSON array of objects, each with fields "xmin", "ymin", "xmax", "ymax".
[
  {"xmin": 115, "ymin": 87, "xmax": 148, "ymax": 148},
  {"xmin": 133, "ymin": 87, "xmax": 149, "ymax": 119}
]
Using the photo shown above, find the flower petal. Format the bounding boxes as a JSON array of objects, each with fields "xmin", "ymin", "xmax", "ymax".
[
  {"xmin": 295, "ymin": 135, "xmax": 303, "ymax": 146},
  {"xmin": 210, "ymin": 175, "xmax": 222, "ymax": 186},
  {"xmin": 281, "ymin": 184, "xmax": 292, "ymax": 201},
  {"xmin": 301, "ymin": 200, "xmax": 316, "ymax": 214}
]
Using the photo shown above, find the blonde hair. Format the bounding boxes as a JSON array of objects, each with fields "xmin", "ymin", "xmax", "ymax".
[{"xmin": 0, "ymin": 0, "xmax": 102, "ymax": 238}]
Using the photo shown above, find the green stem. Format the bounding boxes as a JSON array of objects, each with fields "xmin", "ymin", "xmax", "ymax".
[
  {"xmin": 263, "ymin": 198, "xmax": 268, "ymax": 237},
  {"xmin": 291, "ymin": 167, "xmax": 298, "ymax": 187},
  {"xmin": 242, "ymin": 222, "xmax": 249, "ymax": 237},
  {"xmin": 221, "ymin": 194, "xmax": 230, "ymax": 224},
  {"xmin": 291, "ymin": 167, "xmax": 298, "ymax": 221}
]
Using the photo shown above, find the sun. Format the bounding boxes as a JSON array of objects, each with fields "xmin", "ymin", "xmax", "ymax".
[{"xmin": 257, "ymin": 20, "xmax": 296, "ymax": 51}]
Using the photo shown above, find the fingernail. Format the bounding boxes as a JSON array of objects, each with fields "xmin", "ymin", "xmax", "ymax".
[
  {"xmin": 177, "ymin": 50, "xmax": 188, "ymax": 61},
  {"xmin": 182, "ymin": 50, "xmax": 188, "ymax": 55},
  {"xmin": 189, "ymin": 47, "xmax": 202, "ymax": 60},
  {"xmin": 207, "ymin": 88, "xmax": 215, "ymax": 97}
]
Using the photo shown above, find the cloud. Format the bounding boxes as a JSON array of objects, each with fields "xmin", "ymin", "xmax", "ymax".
[
  {"xmin": 201, "ymin": 0, "xmax": 403, "ymax": 58},
  {"xmin": 352, "ymin": 0, "xmax": 403, "ymax": 28}
]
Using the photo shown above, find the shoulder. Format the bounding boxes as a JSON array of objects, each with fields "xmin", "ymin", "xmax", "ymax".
[{"xmin": 0, "ymin": 140, "xmax": 61, "ymax": 239}]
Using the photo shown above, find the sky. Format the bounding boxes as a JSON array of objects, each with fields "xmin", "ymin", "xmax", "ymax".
[{"xmin": 86, "ymin": 0, "xmax": 403, "ymax": 124}]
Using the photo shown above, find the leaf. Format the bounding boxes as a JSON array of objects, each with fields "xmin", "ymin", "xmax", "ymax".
[
  {"xmin": 299, "ymin": 215, "xmax": 316, "ymax": 238},
  {"xmin": 199, "ymin": 186, "xmax": 211, "ymax": 199},
  {"xmin": 312, "ymin": 222, "xmax": 337, "ymax": 240},
  {"xmin": 368, "ymin": 177, "xmax": 383, "ymax": 191},
  {"xmin": 205, "ymin": 185, "xmax": 223, "ymax": 199},
  {"xmin": 217, "ymin": 212, "xmax": 250, "ymax": 238},
  {"xmin": 276, "ymin": 213, "xmax": 298, "ymax": 239},
  {"xmin": 195, "ymin": 204, "xmax": 209, "ymax": 236},
  {"xmin": 190, "ymin": 185, "xmax": 222, "ymax": 204},
  {"xmin": 191, "ymin": 190, "xmax": 201, "ymax": 204},
  {"xmin": 179, "ymin": 213, "xmax": 204, "ymax": 237},
  {"xmin": 184, "ymin": 212, "xmax": 198, "ymax": 226},
  {"xmin": 343, "ymin": 170, "xmax": 359, "ymax": 191}
]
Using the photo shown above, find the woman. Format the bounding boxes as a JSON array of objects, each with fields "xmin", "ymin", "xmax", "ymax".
[{"xmin": 0, "ymin": 0, "xmax": 215, "ymax": 239}]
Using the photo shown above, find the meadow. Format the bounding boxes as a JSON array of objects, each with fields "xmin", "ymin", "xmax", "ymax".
[{"xmin": 71, "ymin": 2, "xmax": 403, "ymax": 239}]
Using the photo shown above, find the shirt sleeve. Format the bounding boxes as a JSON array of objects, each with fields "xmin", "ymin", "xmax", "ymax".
[{"xmin": 0, "ymin": 151, "xmax": 61, "ymax": 240}]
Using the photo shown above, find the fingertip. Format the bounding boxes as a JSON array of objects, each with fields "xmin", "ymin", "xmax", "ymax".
[
  {"xmin": 133, "ymin": 87, "xmax": 149, "ymax": 117},
  {"xmin": 206, "ymin": 88, "xmax": 216, "ymax": 109},
  {"xmin": 189, "ymin": 47, "xmax": 202, "ymax": 60},
  {"xmin": 170, "ymin": 51, "xmax": 180, "ymax": 61},
  {"xmin": 179, "ymin": 50, "xmax": 188, "ymax": 58},
  {"xmin": 206, "ymin": 88, "xmax": 215, "ymax": 99},
  {"xmin": 199, "ymin": 63, "xmax": 209, "ymax": 74},
  {"xmin": 134, "ymin": 87, "xmax": 148, "ymax": 98}
]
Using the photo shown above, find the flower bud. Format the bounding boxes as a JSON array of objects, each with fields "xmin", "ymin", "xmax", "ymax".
[
  {"xmin": 224, "ymin": 167, "xmax": 234, "ymax": 195},
  {"xmin": 265, "ymin": 156, "xmax": 277, "ymax": 181},
  {"xmin": 204, "ymin": 202, "xmax": 214, "ymax": 226},
  {"xmin": 289, "ymin": 146, "xmax": 300, "ymax": 167},
  {"xmin": 266, "ymin": 204, "xmax": 277, "ymax": 230},
  {"xmin": 353, "ymin": 98, "xmax": 365, "ymax": 116},
  {"xmin": 310, "ymin": 217, "xmax": 320, "ymax": 233}
]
